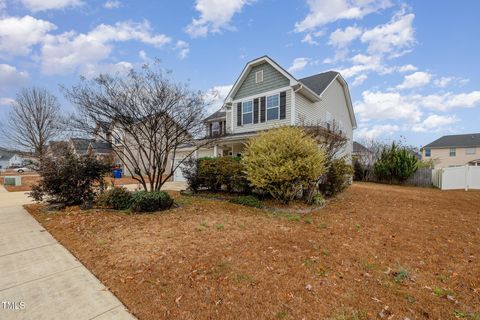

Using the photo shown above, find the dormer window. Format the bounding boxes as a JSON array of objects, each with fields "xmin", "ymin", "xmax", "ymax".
[{"xmin": 255, "ymin": 70, "xmax": 263, "ymax": 83}]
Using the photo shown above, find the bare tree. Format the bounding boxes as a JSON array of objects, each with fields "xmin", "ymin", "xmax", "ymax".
[
  {"xmin": 2, "ymin": 88, "xmax": 63, "ymax": 158},
  {"xmin": 302, "ymin": 119, "xmax": 349, "ymax": 163},
  {"xmin": 63, "ymin": 64, "xmax": 214, "ymax": 192}
]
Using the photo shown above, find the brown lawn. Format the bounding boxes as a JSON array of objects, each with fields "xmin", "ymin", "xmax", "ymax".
[{"xmin": 26, "ymin": 183, "xmax": 480, "ymax": 320}]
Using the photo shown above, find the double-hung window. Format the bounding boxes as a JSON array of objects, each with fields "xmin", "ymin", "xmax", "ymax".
[
  {"xmin": 424, "ymin": 148, "xmax": 431, "ymax": 157},
  {"xmin": 242, "ymin": 101, "xmax": 253, "ymax": 125},
  {"xmin": 466, "ymin": 147, "xmax": 476, "ymax": 155},
  {"xmin": 449, "ymin": 148, "xmax": 456, "ymax": 157},
  {"xmin": 266, "ymin": 94, "xmax": 279, "ymax": 121}
]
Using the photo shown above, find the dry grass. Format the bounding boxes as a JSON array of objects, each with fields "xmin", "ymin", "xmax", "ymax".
[{"xmin": 26, "ymin": 183, "xmax": 480, "ymax": 319}]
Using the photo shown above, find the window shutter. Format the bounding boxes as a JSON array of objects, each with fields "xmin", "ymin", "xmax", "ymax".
[
  {"xmin": 219, "ymin": 121, "xmax": 222, "ymax": 135},
  {"xmin": 253, "ymin": 98, "xmax": 259, "ymax": 123},
  {"xmin": 237, "ymin": 102, "xmax": 242, "ymax": 126},
  {"xmin": 260, "ymin": 96, "xmax": 266, "ymax": 122},
  {"xmin": 280, "ymin": 91, "xmax": 286, "ymax": 120},
  {"xmin": 209, "ymin": 123, "xmax": 213, "ymax": 137}
]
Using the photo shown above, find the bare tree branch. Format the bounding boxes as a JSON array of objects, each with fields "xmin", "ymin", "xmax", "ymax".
[
  {"xmin": 2, "ymin": 87, "xmax": 63, "ymax": 158},
  {"xmin": 63, "ymin": 63, "xmax": 215, "ymax": 192}
]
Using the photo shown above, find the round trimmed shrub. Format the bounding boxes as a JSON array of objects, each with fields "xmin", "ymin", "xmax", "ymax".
[
  {"xmin": 243, "ymin": 126, "xmax": 326, "ymax": 204},
  {"xmin": 130, "ymin": 191, "xmax": 174, "ymax": 213},
  {"xmin": 96, "ymin": 187, "xmax": 133, "ymax": 210},
  {"xmin": 230, "ymin": 195, "xmax": 263, "ymax": 208}
]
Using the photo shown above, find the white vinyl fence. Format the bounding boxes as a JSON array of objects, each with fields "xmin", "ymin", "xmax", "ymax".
[{"xmin": 432, "ymin": 166, "xmax": 480, "ymax": 190}]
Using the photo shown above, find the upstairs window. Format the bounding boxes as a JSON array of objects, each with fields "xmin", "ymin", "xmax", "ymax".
[
  {"xmin": 242, "ymin": 101, "xmax": 253, "ymax": 125},
  {"xmin": 425, "ymin": 148, "xmax": 431, "ymax": 157},
  {"xmin": 449, "ymin": 148, "xmax": 456, "ymax": 157},
  {"xmin": 466, "ymin": 147, "xmax": 476, "ymax": 155},
  {"xmin": 266, "ymin": 94, "xmax": 279, "ymax": 121},
  {"xmin": 211, "ymin": 122, "xmax": 220, "ymax": 136},
  {"xmin": 255, "ymin": 70, "xmax": 263, "ymax": 83}
]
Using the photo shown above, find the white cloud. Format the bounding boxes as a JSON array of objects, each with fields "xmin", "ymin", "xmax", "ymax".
[
  {"xmin": 295, "ymin": 0, "xmax": 391, "ymax": 32},
  {"xmin": 355, "ymin": 90, "xmax": 422, "ymax": 122},
  {"xmin": 19, "ymin": 0, "xmax": 83, "ymax": 12},
  {"xmin": 104, "ymin": 0, "xmax": 121, "ymax": 9},
  {"xmin": 0, "ymin": 97, "xmax": 15, "ymax": 107},
  {"xmin": 356, "ymin": 124, "xmax": 399, "ymax": 140},
  {"xmin": 81, "ymin": 61, "xmax": 133, "ymax": 78},
  {"xmin": 434, "ymin": 76, "xmax": 453, "ymax": 88},
  {"xmin": 352, "ymin": 74, "xmax": 367, "ymax": 86},
  {"xmin": 185, "ymin": 0, "xmax": 253, "ymax": 38},
  {"xmin": 287, "ymin": 57, "xmax": 310, "ymax": 74},
  {"xmin": 419, "ymin": 91, "xmax": 480, "ymax": 111},
  {"xmin": 175, "ymin": 40, "xmax": 189, "ymax": 59},
  {"xmin": 397, "ymin": 71, "xmax": 432, "ymax": 90},
  {"xmin": 41, "ymin": 20, "xmax": 171, "ymax": 75},
  {"xmin": 361, "ymin": 10, "xmax": 415, "ymax": 57},
  {"xmin": 0, "ymin": 64, "xmax": 29, "ymax": 87},
  {"xmin": 338, "ymin": 54, "xmax": 392, "ymax": 78},
  {"xmin": 204, "ymin": 84, "xmax": 233, "ymax": 114},
  {"xmin": 411, "ymin": 114, "xmax": 457, "ymax": 132},
  {"xmin": 0, "ymin": 15, "xmax": 56, "ymax": 57},
  {"xmin": 398, "ymin": 64, "xmax": 417, "ymax": 72},
  {"xmin": 301, "ymin": 30, "xmax": 324, "ymax": 45},
  {"xmin": 329, "ymin": 25, "xmax": 362, "ymax": 48}
]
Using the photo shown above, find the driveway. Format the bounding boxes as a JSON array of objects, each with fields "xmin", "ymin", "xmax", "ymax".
[{"xmin": 0, "ymin": 187, "xmax": 135, "ymax": 319}]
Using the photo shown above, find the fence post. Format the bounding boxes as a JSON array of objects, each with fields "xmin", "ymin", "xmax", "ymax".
[{"xmin": 465, "ymin": 165, "xmax": 469, "ymax": 191}]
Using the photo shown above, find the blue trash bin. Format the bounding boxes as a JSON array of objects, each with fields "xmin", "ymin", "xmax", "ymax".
[{"xmin": 113, "ymin": 169, "xmax": 122, "ymax": 179}]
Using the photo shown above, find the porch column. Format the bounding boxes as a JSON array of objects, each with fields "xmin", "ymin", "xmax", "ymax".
[{"xmin": 213, "ymin": 144, "xmax": 218, "ymax": 157}]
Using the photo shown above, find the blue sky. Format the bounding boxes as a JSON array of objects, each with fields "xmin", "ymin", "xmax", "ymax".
[{"xmin": 0, "ymin": 0, "xmax": 479, "ymax": 148}]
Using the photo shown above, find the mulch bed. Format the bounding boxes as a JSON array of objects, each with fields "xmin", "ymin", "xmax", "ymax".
[{"xmin": 25, "ymin": 183, "xmax": 480, "ymax": 319}]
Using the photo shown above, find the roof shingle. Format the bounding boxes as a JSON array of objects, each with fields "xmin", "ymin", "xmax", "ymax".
[{"xmin": 424, "ymin": 133, "xmax": 480, "ymax": 148}]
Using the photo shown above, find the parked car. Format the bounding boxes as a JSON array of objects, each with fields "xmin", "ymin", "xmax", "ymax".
[{"xmin": 14, "ymin": 167, "xmax": 32, "ymax": 173}]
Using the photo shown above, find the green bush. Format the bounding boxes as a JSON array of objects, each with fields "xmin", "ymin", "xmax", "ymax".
[
  {"xmin": 374, "ymin": 143, "xmax": 418, "ymax": 183},
  {"xmin": 183, "ymin": 156, "xmax": 249, "ymax": 193},
  {"xmin": 96, "ymin": 187, "xmax": 133, "ymax": 210},
  {"xmin": 130, "ymin": 190, "xmax": 173, "ymax": 213},
  {"xmin": 243, "ymin": 127, "xmax": 326, "ymax": 204},
  {"xmin": 311, "ymin": 193, "xmax": 325, "ymax": 206},
  {"xmin": 30, "ymin": 148, "xmax": 110, "ymax": 205},
  {"xmin": 230, "ymin": 195, "xmax": 263, "ymax": 208},
  {"xmin": 319, "ymin": 158, "xmax": 353, "ymax": 197}
]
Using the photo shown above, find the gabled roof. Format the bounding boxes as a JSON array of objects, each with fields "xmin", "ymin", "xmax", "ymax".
[
  {"xmin": 353, "ymin": 141, "xmax": 369, "ymax": 153},
  {"xmin": 214, "ymin": 55, "xmax": 357, "ymax": 129},
  {"xmin": 204, "ymin": 110, "xmax": 226, "ymax": 122},
  {"xmin": 0, "ymin": 147, "xmax": 17, "ymax": 160},
  {"xmin": 299, "ymin": 71, "xmax": 339, "ymax": 96},
  {"xmin": 423, "ymin": 133, "xmax": 480, "ymax": 149}
]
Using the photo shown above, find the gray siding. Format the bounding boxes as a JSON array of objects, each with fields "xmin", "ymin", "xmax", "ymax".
[
  {"xmin": 232, "ymin": 89, "xmax": 292, "ymax": 134},
  {"xmin": 233, "ymin": 62, "xmax": 290, "ymax": 100}
]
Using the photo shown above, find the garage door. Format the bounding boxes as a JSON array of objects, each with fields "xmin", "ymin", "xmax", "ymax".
[{"xmin": 173, "ymin": 159, "xmax": 186, "ymax": 182}]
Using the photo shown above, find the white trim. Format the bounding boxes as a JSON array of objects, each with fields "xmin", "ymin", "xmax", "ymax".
[
  {"xmin": 241, "ymin": 100, "xmax": 253, "ymax": 125},
  {"xmin": 291, "ymin": 91, "xmax": 296, "ymax": 125},
  {"xmin": 233, "ymin": 86, "xmax": 290, "ymax": 103},
  {"xmin": 255, "ymin": 70, "xmax": 263, "ymax": 83},
  {"xmin": 266, "ymin": 93, "xmax": 280, "ymax": 121}
]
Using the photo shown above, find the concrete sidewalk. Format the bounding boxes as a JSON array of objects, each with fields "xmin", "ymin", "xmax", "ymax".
[{"xmin": 0, "ymin": 193, "xmax": 135, "ymax": 319}]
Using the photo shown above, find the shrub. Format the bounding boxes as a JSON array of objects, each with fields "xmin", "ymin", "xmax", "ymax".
[
  {"xmin": 182, "ymin": 156, "xmax": 250, "ymax": 193},
  {"xmin": 96, "ymin": 187, "xmax": 133, "ymax": 210},
  {"xmin": 230, "ymin": 195, "xmax": 263, "ymax": 208},
  {"xmin": 30, "ymin": 148, "xmax": 110, "ymax": 205},
  {"xmin": 319, "ymin": 158, "xmax": 353, "ymax": 197},
  {"xmin": 243, "ymin": 126, "xmax": 326, "ymax": 204},
  {"xmin": 130, "ymin": 190, "xmax": 173, "ymax": 213},
  {"xmin": 374, "ymin": 143, "xmax": 418, "ymax": 183},
  {"xmin": 311, "ymin": 193, "xmax": 325, "ymax": 206}
]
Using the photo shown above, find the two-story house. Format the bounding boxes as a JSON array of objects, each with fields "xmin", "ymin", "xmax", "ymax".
[
  {"xmin": 421, "ymin": 133, "xmax": 480, "ymax": 169},
  {"xmin": 171, "ymin": 56, "xmax": 357, "ymax": 182}
]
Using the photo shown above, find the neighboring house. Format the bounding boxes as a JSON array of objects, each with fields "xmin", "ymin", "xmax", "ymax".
[
  {"xmin": 352, "ymin": 141, "xmax": 374, "ymax": 165},
  {"xmin": 172, "ymin": 55, "xmax": 357, "ymax": 181},
  {"xmin": 421, "ymin": 133, "xmax": 480, "ymax": 169},
  {"xmin": 48, "ymin": 138, "xmax": 113, "ymax": 160},
  {"xmin": 0, "ymin": 147, "xmax": 25, "ymax": 169}
]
